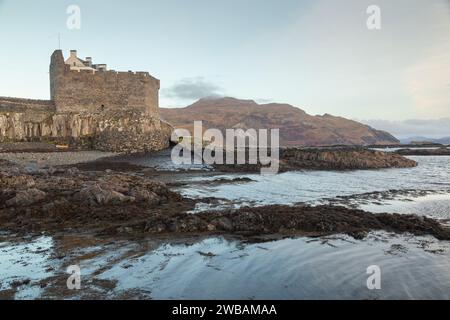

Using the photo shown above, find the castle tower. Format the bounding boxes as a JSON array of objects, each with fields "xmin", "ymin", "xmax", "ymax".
[
  {"xmin": 49, "ymin": 49, "xmax": 160, "ymax": 115},
  {"xmin": 49, "ymin": 50, "xmax": 65, "ymax": 106}
]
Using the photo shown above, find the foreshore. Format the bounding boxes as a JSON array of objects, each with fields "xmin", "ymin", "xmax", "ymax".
[
  {"xmin": 1, "ymin": 145, "xmax": 450, "ymax": 300},
  {"xmin": 0, "ymin": 151, "xmax": 117, "ymax": 167},
  {"xmin": 0, "ymin": 147, "xmax": 448, "ymax": 241}
]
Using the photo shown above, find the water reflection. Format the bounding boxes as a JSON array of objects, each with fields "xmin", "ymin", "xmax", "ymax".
[
  {"xmin": 0, "ymin": 235, "xmax": 54, "ymax": 299},
  {"xmin": 96, "ymin": 235, "xmax": 450, "ymax": 299}
]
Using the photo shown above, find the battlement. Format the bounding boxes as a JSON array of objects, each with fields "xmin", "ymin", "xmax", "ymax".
[
  {"xmin": 50, "ymin": 50, "xmax": 160, "ymax": 114},
  {"xmin": 61, "ymin": 63, "xmax": 156, "ymax": 79}
]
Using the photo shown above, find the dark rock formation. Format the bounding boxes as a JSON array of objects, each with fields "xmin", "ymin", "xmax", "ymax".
[
  {"xmin": 214, "ymin": 147, "xmax": 418, "ymax": 172},
  {"xmin": 1, "ymin": 160, "xmax": 447, "ymax": 241},
  {"xmin": 395, "ymin": 147, "xmax": 450, "ymax": 156},
  {"xmin": 280, "ymin": 147, "xmax": 417, "ymax": 170},
  {"xmin": 194, "ymin": 205, "xmax": 450, "ymax": 240}
]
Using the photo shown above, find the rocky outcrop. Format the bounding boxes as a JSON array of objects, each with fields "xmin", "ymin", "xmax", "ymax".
[
  {"xmin": 0, "ymin": 108, "xmax": 172, "ymax": 153},
  {"xmin": 194, "ymin": 205, "xmax": 450, "ymax": 240},
  {"xmin": 214, "ymin": 147, "xmax": 418, "ymax": 172},
  {"xmin": 73, "ymin": 184, "xmax": 135, "ymax": 205},
  {"xmin": 0, "ymin": 162, "xmax": 448, "ymax": 240},
  {"xmin": 6, "ymin": 188, "xmax": 47, "ymax": 207},
  {"xmin": 279, "ymin": 147, "xmax": 417, "ymax": 170},
  {"xmin": 395, "ymin": 147, "xmax": 450, "ymax": 156},
  {"xmin": 0, "ymin": 163, "xmax": 190, "ymax": 233}
]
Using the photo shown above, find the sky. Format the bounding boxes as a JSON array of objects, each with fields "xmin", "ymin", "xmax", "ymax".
[
  {"xmin": 0, "ymin": 0, "xmax": 449, "ymax": 136},
  {"xmin": 362, "ymin": 118, "xmax": 450, "ymax": 139}
]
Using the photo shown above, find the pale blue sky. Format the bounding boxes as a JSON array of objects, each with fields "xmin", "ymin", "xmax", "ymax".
[{"xmin": 0, "ymin": 0, "xmax": 449, "ymax": 121}]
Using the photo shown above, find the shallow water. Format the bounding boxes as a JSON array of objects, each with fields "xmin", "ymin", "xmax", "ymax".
[
  {"xmin": 178, "ymin": 156, "xmax": 450, "ymax": 219},
  {"xmin": 89, "ymin": 155, "xmax": 447, "ymax": 300},
  {"xmin": 1, "ymin": 155, "xmax": 450, "ymax": 299},
  {"xmin": 109, "ymin": 149, "xmax": 211, "ymax": 171},
  {"xmin": 2, "ymin": 232, "xmax": 448, "ymax": 299},
  {"xmin": 370, "ymin": 147, "xmax": 444, "ymax": 152},
  {"xmin": 360, "ymin": 193, "xmax": 450, "ymax": 219},
  {"xmin": 0, "ymin": 236, "xmax": 56, "ymax": 299},
  {"xmin": 94, "ymin": 234, "xmax": 450, "ymax": 299}
]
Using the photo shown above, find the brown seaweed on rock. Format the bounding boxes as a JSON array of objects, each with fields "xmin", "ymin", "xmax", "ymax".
[
  {"xmin": 1, "ymin": 166, "xmax": 449, "ymax": 241},
  {"xmin": 214, "ymin": 147, "xmax": 417, "ymax": 173}
]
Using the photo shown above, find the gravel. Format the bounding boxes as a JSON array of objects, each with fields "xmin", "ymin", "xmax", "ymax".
[{"xmin": 0, "ymin": 151, "xmax": 118, "ymax": 167}]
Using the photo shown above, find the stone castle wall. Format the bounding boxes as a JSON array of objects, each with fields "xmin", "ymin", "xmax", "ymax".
[
  {"xmin": 50, "ymin": 51, "xmax": 160, "ymax": 115},
  {"xmin": 0, "ymin": 50, "xmax": 172, "ymax": 153},
  {"xmin": 0, "ymin": 97, "xmax": 55, "ymax": 113}
]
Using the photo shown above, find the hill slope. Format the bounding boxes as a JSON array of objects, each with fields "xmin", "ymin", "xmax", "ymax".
[{"xmin": 160, "ymin": 97, "xmax": 399, "ymax": 146}]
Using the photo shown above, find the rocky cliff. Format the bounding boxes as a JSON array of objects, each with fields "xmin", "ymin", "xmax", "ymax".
[
  {"xmin": 0, "ymin": 100, "xmax": 172, "ymax": 153},
  {"xmin": 161, "ymin": 97, "xmax": 399, "ymax": 146}
]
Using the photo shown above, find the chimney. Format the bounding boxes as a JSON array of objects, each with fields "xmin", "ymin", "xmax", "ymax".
[
  {"xmin": 70, "ymin": 50, "xmax": 77, "ymax": 58},
  {"xmin": 85, "ymin": 57, "xmax": 92, "ymax": 67}
]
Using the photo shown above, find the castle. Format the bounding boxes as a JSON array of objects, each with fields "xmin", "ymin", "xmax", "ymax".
[{"xmin": 0, "ymin": 50, "xmax": 172, "ymax": 152}]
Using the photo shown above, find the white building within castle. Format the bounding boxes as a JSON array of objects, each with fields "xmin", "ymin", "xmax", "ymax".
[{"xmin": 64, "ymin": 50, "xmax": 107, "ymax": 72}]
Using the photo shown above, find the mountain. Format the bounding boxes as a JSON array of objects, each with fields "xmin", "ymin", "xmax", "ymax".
[
  {"xmin": 399, "ymin": 136, "xmax": 450, "ymax": 145},
  {"xmin": 160, "ymin": 97, "xmax": 399, "ymax": 146},
  {"xmin": 361, "ymin": 118, "xmax": 450, "ymax": 142}
]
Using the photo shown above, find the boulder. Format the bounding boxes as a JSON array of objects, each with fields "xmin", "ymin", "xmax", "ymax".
[
  {"xmin": 129, "ymin": 189, "xmax": 160, "ymax": 205},
  {"xmin": 6, "ymin": 188, "xmax": 47, "ymax": 207},
  {"xmin": 74, "ymin": 184, "xmax": 135, "ymax": 205}
]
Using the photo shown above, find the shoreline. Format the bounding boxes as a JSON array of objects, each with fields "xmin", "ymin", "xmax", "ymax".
[
  {"xmin": 0, "ymin": 155, "xmax": 448, "ymax": 241},
  {"xmin": 0, "ymin": 144, "xmax": 418, "ymax": 172},
  {"xmin": 395, "ymin": 147, "xmax": 450, "ymax": 156},
  {"xmin": 1, "ymin": 147, "xmax": 450, "ymax": 300}
]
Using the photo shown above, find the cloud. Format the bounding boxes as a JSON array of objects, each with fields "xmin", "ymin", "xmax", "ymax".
[
  {"xmin": 362, "ymin": 118, "xmax": 450, "ymax": 138},
  {"xmin": 163, "ymin": 77, "xmax": 224, "ymax": 101}
]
